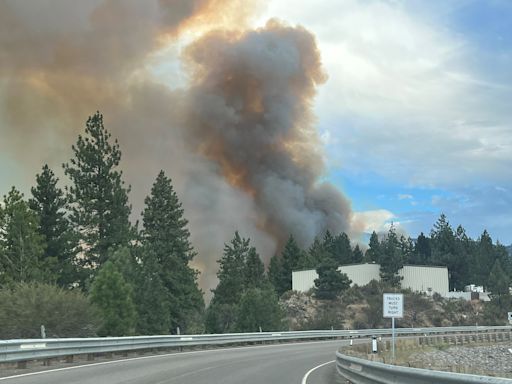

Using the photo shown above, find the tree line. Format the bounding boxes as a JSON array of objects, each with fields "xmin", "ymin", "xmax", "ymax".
[
  {"xmin": 0, "ymin": 112, "xmax": 203, "ymax": 336},
  {"xmin": 1, "ymin": 112, "xmax": 510, "ymax": 337}
]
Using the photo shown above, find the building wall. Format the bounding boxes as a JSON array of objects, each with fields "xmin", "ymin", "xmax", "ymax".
[
  {"xmin": 292, "ymin": 263, "xmax": 449, "ymax": 296},
  {"xmin": 292, "ymin": 269, "xmax": 318, "ymax": 292},
  {"xmin": 399, "ymin": 265, "xmax": 449, "ymax": 296},
  {"xmin": 339, "ymin": 263, "xmax": 380, "ymax": 286},
  {"xmin": 292, "ymin": 263, "xmax": 381, "ymax": 292}
]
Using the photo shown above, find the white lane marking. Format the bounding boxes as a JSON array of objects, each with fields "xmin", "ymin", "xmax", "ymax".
[
  {"xmin": 0, "ymin": 339, "xmax": 343, "ymax": 381},
  {"xmin": 301, "ymin": 360, "xmax": 335, "ymax": 384}
]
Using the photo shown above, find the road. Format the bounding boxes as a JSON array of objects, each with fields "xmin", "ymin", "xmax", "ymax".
[{"xmin": 0, "ymin": 340, "xmax": 346, "ymax": 384}]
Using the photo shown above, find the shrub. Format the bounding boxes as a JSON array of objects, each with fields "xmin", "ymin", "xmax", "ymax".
[{"xmin": 0, "ymin": 282, "xmax": 100, "ymax": 338}]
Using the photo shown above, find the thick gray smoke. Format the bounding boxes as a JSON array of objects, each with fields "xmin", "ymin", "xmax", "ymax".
[
  {"xmin": 183, "ymin": 21, "xmax": 353, "ymax": 248},
  {"xmin": 0, "ymin": 1, "xmax": 355, "ymax": 293}
]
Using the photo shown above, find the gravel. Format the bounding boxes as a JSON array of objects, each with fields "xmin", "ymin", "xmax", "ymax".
[{"xmin": 408, "ymin": 343, "xmax": 512, "ymax": 377}]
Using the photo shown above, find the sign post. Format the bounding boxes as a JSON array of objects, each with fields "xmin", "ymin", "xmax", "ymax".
[{"xmin": 383, "ymin": 293, "xmax": 404, "ymax": 363}]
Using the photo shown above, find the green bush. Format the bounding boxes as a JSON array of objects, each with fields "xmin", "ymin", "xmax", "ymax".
[{"xmin": 0, "ymin": 282, "xmax": 100, "ymax": 338}]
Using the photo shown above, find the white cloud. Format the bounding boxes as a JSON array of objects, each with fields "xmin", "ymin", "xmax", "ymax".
[
  {"xmin": 398, "ymin": 194, "xmax": 413, "ymax": 200},
  {"xmin": 260, "ymin": 0, "xmax": 512, "ymax": 188},
  {"xmin": 351, "ymin": 209, "xmax": 395, "ymax": 234}
]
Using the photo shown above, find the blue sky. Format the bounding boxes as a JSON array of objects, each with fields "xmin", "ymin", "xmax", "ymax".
[{"xmin": 260, "ymin": 0, "xmax": 512, "ymax": 243}]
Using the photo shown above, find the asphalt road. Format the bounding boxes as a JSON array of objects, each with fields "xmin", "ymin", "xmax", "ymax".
[{"xmin": 0, "ymin": 340, "xmax": 346, "ymax": 384}]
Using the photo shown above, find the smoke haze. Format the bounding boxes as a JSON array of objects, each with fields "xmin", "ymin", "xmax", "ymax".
[{"xmin": 0, "ymin": 0, "xmax": 355, "ymax": 292}]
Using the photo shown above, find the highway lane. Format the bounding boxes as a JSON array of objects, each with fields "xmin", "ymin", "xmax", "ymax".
[{"xmin": 0, "ymin": 340, "xmax": 346, "ymax": 384}]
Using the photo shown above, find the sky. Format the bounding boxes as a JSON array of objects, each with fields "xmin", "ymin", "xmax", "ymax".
[
  {"xmin": 0, "ymin": 0, "xmax": 511, "ymax": 249},
  {"xmin": 257, "ymin": 0, "xmax": 512, "ymax": 243}
]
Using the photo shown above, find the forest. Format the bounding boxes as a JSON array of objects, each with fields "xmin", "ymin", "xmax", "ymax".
[{"xmin": 1, "ymin": 112, "xmax": 510, "ymax": 337}]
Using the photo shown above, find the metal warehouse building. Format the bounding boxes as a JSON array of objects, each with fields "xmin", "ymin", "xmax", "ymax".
[
  {"xmin": 292, "ymin": 263, "xmax": 449, "ymax": 296},
  {"xmin": 399, "ymin": 265, "xmax": 449, "ymax": 296}
]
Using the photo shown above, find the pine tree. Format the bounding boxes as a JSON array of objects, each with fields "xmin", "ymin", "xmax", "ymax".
[
  {"xmin": 245, "ymin": 247, "xmax": 265, "ymax": 288},
  {"xmin": 314, "ymin": 259, "xmax": 352, "ymax": 300},
  {"xmin": 207, "ymin": 232, "xmax": 270, "ymax": 333},
  {"xmin": 269, "ymin": 235, "xmax": 303, "ymax": 295},
  {"xmin": 379, "ymin": 225, "xmax": 403, "ymax": 287},
  {"xmin": 352, "ymin": 244, "xmax": 364, "ymax": 263},
  {"xmin": 322, "ymin": 230, "xmax": 336, "ymax": 258},
  {"xmin": 268, "ymin": 254, "xmax": 284, "ymax": 294},
  {"xmin": 211, "ymin": 231, "xmax": 251, "ymax": 306},
  {"xmin": 29, "ymin": 165, "xmax": 77, "ymax": 287},
  {"xmin": 135, "ymin": 248, "xmax": 171, "ymax": 335},
  {"xmin": 63, "ymin": 112, "xmax": 132, "ymax": 273},
  {"xmin": 412, "ymin": 232, "xmax": 431, "ymax": 265},
  {"xmin": 488, "ymin": 259, "xmax": 509, "ymax": 298},
  {"xmin": 142, "ymin": 170, "xmax": 204, "ymax": 334},
  {"xmin": 474, "ymin": 230, "xmax": 496, "ymax": 288},
  {"xmin": 332, "ymin": 232, "xmax": 353, "ymax": 265},
  {"xmin": 430, "ymin": 214, "xmax": 465, "ymax": 290},
  {"xmin": 90, "ymin": 261, "xmax": 136, "ymax": 336},
  {"xmin": 0, "ymin": 188, "xmax": 45, "ymax": 286},
  {"xmin": 400, "ymin": 235, "xmax": 415, "ymax": 265},
  {"xmin": 364, "ymin": 231, "xmax": 381, "ymax": 263},
  {"xmin": 309, "ymin": 237, "xmax": 330, "ymax": 267}
]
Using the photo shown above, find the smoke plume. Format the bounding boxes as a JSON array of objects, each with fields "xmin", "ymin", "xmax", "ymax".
[{"xmin": 0, "ymin": 1, "xmax": 355, "ymax": 292}]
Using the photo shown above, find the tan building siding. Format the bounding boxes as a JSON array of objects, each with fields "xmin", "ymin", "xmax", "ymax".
[
  {"xmin": 292, "ymin": 263, "xmax": 449, "ymax": 296},
  {"xmin": 399, "ymin": 265, "xmax": 449, "ymax": 295},
  {"xmin": 292, "ymin": 269, "xmax": 318, "ymax": 292},
  {"xmin": 339, "ymin": 263, "xmax": 380, "ymax": 286},
  {"xmin": 292, "ymin": 263, "xmax": 381, "ymax": 292}
]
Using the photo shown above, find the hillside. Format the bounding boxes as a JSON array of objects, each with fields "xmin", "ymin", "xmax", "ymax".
[{"xmin": 280, "ymin": 281, "xmax": 504, "ymax": 331}]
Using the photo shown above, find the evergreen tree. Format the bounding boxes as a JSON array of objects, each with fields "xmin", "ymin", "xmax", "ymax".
[
  {"xmin": 269, "ymin": 235, "xmax": 303, "ymax": 295},
  {"xmin": 430, "ymin": 214, "xmax": 465, "ymax": 290},
  {"xmin": 309, "ymin": 237, "xmax": 330, "ymax": 267},
  {"xmin": 364, "ymin": 231, "xmax": 381, "ymax": 263},
  {"xmin": 352, "ymin": 244, "xmax": 364, "ymax": 264},
  {"xmin": 29, "ymin": 165, "xmax": 77, "ymax": 287},
  {"xmin": 236, "ymin": 286, "xmax": 283, "ymax": 332},
  {"xmin": 245, "ymin": 247, "xmax": 265, "ymax": 288},
  {"xmin": 0, "ymin": 188, "xmax": 45, "ymax": 286},
  {"xmin": 268, "ymin": 254, "xmax": 284, "ymax": 294},
  {"xmin": 135, "ymin": 248, "xmax": 171, "ymax": 335},
  {"xmin": 473, "ymin": 230, "xmax": 496, "ymax": 288},
  {"xmin": 322, "ymin": 230, "xmax": 336, "ymax": 259},
  {"xmin": 90, "ymin": 261, "xmax": 136, "ymax": 336},
  {"xmin": 379, "ymin": 225, "xmax": 403, "ymax": 287},
  {"xmin": 142, "ymin": 170, "xmax": 204, "ymax": 334},
  {"xmin": 63, "ymin": 112, "xmax": 132, "ymax": 273},
  {"xmin": 332, "ymin": 232, "xmax": 353, "ymax": 265},
  {"xmin": 314, "ymin": 259, "xmax": 352, "ymax": 300},
  {"xmin": 211, "ymin": 231, "xmax": 251, "ymax": 305},
  {"xmin": 454, "ymin": 225, "xmax": 473, "ymax": 285},
  {"xmin": 399, "ymin": 235, "xmax": 415, "ymax": 265},
  {"xmin": 488, "ymin": 259, "xmax": 509, "ymax": 298},
  {"xmin": 412, "ymin": 232, "xmax": 431, "ymax": 265}
]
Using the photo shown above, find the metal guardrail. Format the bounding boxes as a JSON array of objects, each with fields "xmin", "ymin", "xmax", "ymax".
[
  {"xmin": 0, "ymin": 325, "xmax": 510, "ymax": 364},
  {"xmin": 336, "ymin": 352, "xmax": 512, "ymax": 384}
]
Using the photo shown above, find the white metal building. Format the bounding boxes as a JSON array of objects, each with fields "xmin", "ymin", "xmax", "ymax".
[
  {"xmin": 292, "ymin": 263, "xmax": 449, "ymax": 296},
  {"xmin": 399, "ymin": 265, "xmax": 449, "ymax": 296},
  {"xmin": 292, "ymin": 263, "xmax": 380, "ymax": 292}
]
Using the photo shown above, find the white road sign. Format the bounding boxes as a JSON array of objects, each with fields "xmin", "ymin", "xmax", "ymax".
[
  {"xmin": 383, "ymin": 293, "xmax": 404, "ymax": 318},
  {"xmin": 508, "ymin": 312, "xmax": 512, "ymax": 322}
]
